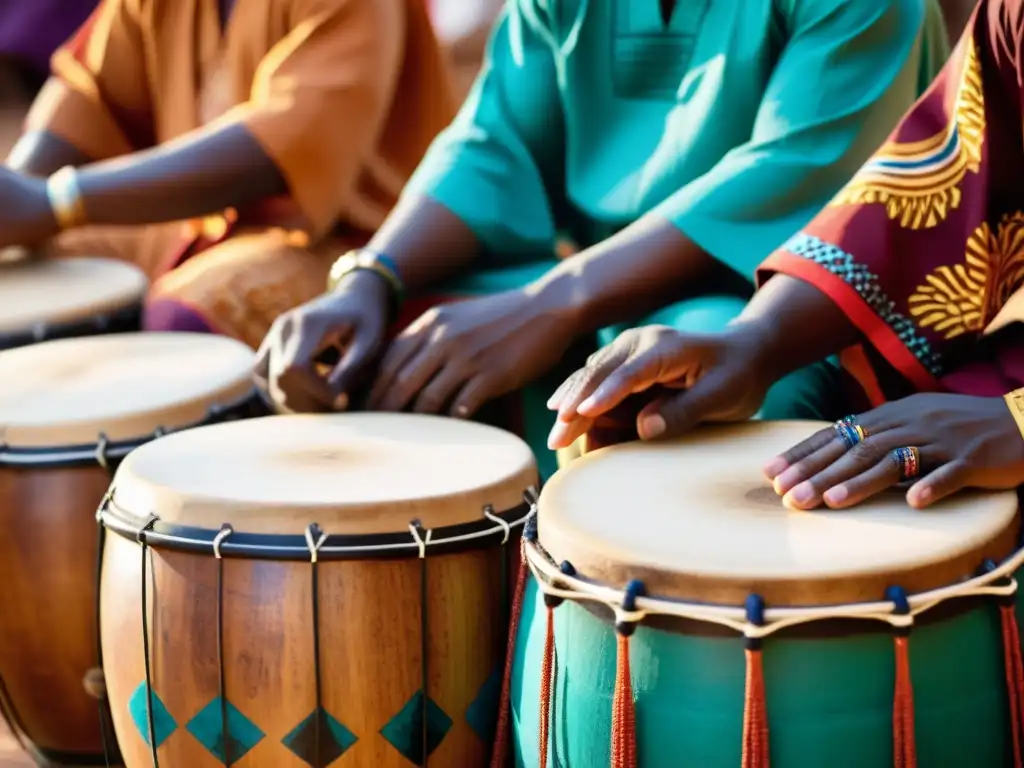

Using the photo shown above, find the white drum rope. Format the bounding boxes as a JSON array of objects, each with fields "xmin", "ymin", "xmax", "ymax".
[{"xmin": 525, "ymin": 528, "xmax": 1024, "ymax": 639}]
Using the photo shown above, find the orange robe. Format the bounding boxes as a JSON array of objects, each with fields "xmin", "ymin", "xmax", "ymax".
[{"xmin": 27, "ymin": 0, "xmax": 456, "ymax": 347}]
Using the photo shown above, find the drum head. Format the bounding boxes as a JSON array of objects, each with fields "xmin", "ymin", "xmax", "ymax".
[
  {"xmin": 538, "ymin": 421, "xmax": 1020, "ymax": 606},
  {"xmin": 110, "ymin": 413, "xmax": 538, "ymax": 535},
  {"xmin": 0, "ymin": 333, "xmax": 255, "ymax": 449},
  {"xmin": 0, "ymin": 257, "xmax": 147, "ymax": 333}
]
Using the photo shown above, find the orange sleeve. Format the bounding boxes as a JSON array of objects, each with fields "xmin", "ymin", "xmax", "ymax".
[
  {"xmin": 219, "ymin": 0, "xmax": 407, "ymax": 237},
  {"xmin": 25, "ymin": 0, "xmax": 154, "ymax": 161}
]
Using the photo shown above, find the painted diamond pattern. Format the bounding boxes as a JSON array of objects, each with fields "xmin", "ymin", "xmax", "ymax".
[
  {"xmin": 282, "ymin": 707, "xmax": 358, "ymax": 767},
  {"xmin": 128, "ymin": 682, "xmax": 177, "ymax": 748},
  {"xmin": 465, "ymin": 667, "xmax": 503, "ymax": 743},
  {"xmin": 186, "ymin": 696, "xmax": 265, "ymax": 763},
  {"xmin": 379, "ymin": 691, "xmax": 453, "ymax": 766}
]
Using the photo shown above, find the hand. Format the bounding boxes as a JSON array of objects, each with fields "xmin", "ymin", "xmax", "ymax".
[
  {"xmin": 368, "ymin": 287, "xmax": 580, "ymax": 417},
  {"xmin": 546, "ymin": 324, "xmax": 775, "ymax": 450},
  {"xmin": 765, "ymin": 393, "xmax": 1024, "ymax": 510},
  {"xmin": 253, "ymin": 270, "xmax": 390, "ymax": 413},
  {"xmin": 0, "ymin": 168, "xmax": 57, "ymax": 247}
]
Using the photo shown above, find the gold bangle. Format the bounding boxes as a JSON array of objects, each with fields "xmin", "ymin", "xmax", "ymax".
[
  {"xmin": 46, "ymin": 166, "xmax": 88, "ymax": 230},
  {"xmin": 1004, "ymin": 387, "xmax": 1024, "ymax": 440}
]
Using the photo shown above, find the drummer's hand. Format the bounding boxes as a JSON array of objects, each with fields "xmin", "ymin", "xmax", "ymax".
[
  {"xmin": 367, "ymin": 288, "xmax": 579, "ymax": 417},
  {"xmin": 254, "ymin": 271, "xmax": 389, "ymax": 413},
  {"xmin": 0, "ymin": 168, "xmax": 58, "ymax": 247},
  {"xmin": 766, "ymin": 393, "xmax": 1024, "ymax": 510},
  {"xmin": 546, "ymin": 325, "xmax": 771, "ymax": 449}
]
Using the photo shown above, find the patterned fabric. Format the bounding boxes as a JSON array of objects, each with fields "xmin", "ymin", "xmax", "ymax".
[{"xmin": 761, "ymin": 0, "xmax": 1024, "ymax": 402}]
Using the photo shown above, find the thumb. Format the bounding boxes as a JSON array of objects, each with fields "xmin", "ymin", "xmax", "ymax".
[{"xmin": 636, "ymin": 371, "xmax": 734, "ymax": 440}]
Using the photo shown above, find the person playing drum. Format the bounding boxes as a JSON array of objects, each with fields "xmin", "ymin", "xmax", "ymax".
[
  {"xmin": 257, "ymin": 0, "xmax": 949, "ymax": 479},
  {"xmin": 0, "ymin": 0, "xmax": 455, "ymax": 350},
  {"xmin": 549, "ymin": 0, "xmax": 1024, "ymax": 512}
]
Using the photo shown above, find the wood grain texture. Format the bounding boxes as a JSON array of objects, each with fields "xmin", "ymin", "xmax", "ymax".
[
  {"xmin": 0, "ymin": 465, "xmax": 112, "ymax": 762},
  {"xmin": 101, "ymin": 535, "xmax": 518, "ymax": 767}
]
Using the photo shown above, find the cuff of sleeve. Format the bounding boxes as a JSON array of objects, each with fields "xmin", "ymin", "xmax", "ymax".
[
  {"xmin": 230, "ymin": 102, "xmax": 351, "ymax": 241},
  {"xmin": 654, "ymin": 190, "xmax": 780, "ymax": 283},
  {"xmin": 25, "ymin": 75, "xmax": 134, "ymax": 161},
  {"xmin": 760, "ymin": 249, "xmax": 941, "ymax": 393}
]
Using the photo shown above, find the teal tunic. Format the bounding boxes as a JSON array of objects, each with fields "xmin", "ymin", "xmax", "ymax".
[{"xmin": 402, "ymin": 0, "xmax": 949, "ymax": 477}]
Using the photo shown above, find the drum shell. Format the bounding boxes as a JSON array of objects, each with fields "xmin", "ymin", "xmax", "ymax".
[
  {"xmin": 0, "ymin": 462, "xmax": 117, "ymax": 766},
  {"xmin": 511, "ymin": 574, "xmax": 1024, "ymax": 767},
  {"xmin": 100, "ymin": 532, "xmax": 518, "ymax": 767}
]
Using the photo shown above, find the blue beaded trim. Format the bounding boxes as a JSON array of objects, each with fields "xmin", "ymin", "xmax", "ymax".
[{"xmin": 781, "ymin": 233, "xmax": 942, "ymax": 376}]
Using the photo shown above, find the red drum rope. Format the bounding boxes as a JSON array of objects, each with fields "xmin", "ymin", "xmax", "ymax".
[
  {"xmin": 489, "ymin": 542, "xmax": 529, "ymax": 768},
  {"xmin": 609, "ymin": 580, "xmax": 645, "ymax": 768},
  {"xmin": 741, "ymin": 648, "xmax": 769, "ymax": 768},
  {"xmin": 886, "ymin": 587, "xmax": 916, "ymax": 768},
  {"xmin": 999, "ymin": 604, "xmax": 1024, "ymax": 767},
  {"xmin": 611, "ymin": 633, "xmax": 638, "ymax": 768},
  {"xmin": 742, "ymin": 594, "xmax": 770, "ymax": 768},
  {"xmin": 892, "ymin": 636, "xmax": 917, "ymax": 768},
  {"xmin": 538, "ymin": 605, "xmax": 556, "ymax": 768}
]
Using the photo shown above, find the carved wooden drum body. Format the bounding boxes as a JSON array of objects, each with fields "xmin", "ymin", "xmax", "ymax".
[
  {"xmin": 0, "ymin": 257, "xmax": 147, "ymax": 349},
  {"xmin": 506, "ymin": 422, "xmax": 1024, "ymax": 767},
  {"xmin": 0, "ymin": 333, "xmax": 258, "ymax": 767},
  {"xmin": 97, "ymin": 413, "xmax": 537, "ymax": 767}
]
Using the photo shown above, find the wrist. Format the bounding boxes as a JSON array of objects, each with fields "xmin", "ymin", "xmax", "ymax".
[
  {"xmin": 524, "ymin": 269, "xmax": 590, "ymax": 335},
  {"xmin": 328, "ymin": 249, "xmax": 404, "ymax": 314},
  {"xmin": 725, "ymin": 318, "xmax": 790, "ymax": 383}
]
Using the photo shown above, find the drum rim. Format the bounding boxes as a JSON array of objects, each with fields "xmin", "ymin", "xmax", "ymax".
[
  {"xmin": 524, "ymin": 513, "xmax": 1024, "ymax": 639},
  {"xmin": 0, "ymin": 303, "xmax": 141, "ymax": 352},
  {"xmin": 0, "ymin": 390, "xmax": 262, "ymax": 468},
  {"xmin": 98, "ymin": 487, "xmax": 538, "ymax": 560}
]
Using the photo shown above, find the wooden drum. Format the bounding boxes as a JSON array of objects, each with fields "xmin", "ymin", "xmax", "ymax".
[
  {"xmin": 0, "ymin": 333, "xmax": 259, "ymax": 767},
  {"xmin": 505, "ymin": 422, "xmax": 1024, "ymax": 767},
  {"xmin": 0, "ymin": 258, "xmax": 147, "ymax": 349},
  {"xmin": 97, "ymin": 413, "xmax": 537, "ymax": 767}
]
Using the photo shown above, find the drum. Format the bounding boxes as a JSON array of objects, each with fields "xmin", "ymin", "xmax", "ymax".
[
  {"xmin": 97, "ymin": 413, "xmax": 537, "ymax": 767},
  {"xmin": 0, "ymin": 257, "xmax": 148, "ymax": 349},
  {"xmin": 503, "ymin": 421, "xmax": 1024, "ymax": 767},
  {"xmin": 0, "ymin": 333, "xmax": 259, "ymax": 767}
]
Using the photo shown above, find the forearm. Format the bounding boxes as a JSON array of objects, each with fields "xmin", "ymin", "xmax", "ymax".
[
  {"xmin": 75, "ymin": 122, "xmax": 286, "ymax": 226},
  {"xmin": 733, "ymin": 274, "xmax": 860, "ymax": 380},
  {"xmin": 527, "ymin": 215, "xmax": 719, "ymax": 334},
  {"xmin": 6, "ymin": 131, "xmax": 91, "ymax": 177},
  {"xmin": 365, "ymin": 194, "xmax": 482, "ymax": 293}
]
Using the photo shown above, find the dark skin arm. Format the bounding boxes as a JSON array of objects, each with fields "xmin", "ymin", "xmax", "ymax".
[
  {"xmin": 6, "ymin": 131, "xmax": 90, "ymax": 177},
  {"xmin": 362, "ymin": 194, "xmax": 482, "ymax": 293},
  {"xmin": 0, "ymin": 122, "xmax": 286, "ymax": 246}
]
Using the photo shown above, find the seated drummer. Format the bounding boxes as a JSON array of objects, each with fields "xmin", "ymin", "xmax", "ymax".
[
  {"xmin": 548, "ymin": 0, "xmax": 1024, "ymax": 511},
  {"xmin": 258, "ymin": 0, "xmax": 948, "ymax": 472},
  {"xmin": 0, "ymin": 0, "xmax": 456, "ymax": 349}
]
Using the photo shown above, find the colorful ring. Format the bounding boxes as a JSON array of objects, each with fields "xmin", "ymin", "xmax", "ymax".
[
  {"xmin": 892, "ymin": 446, "xmax": 921, "ymax": 481},
  {"xmin": 833, "ymin": 418, "xmax": 866, "ymax": 449}
]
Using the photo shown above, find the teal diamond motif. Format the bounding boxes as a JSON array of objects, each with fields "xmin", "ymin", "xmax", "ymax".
[
  {"xmin": 379, "ymin": 691, "xmax": 452, "ymax": 766},
  {"xmin": 185, "ymin": 697, "xmax": 265, "ymax": 763},
  {"xmin": 282, "ymin": 707, "xmax": 357, "ymax": 767},
  {"xmin": 127, "ymin": 683, "xmax": 177, "ymax": 748},
  {"xmin": 466, "ymin": 667, "xmax": 503, "ymax": 743}
]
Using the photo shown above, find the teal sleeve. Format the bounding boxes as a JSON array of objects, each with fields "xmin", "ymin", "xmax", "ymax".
[
  {"xmin": 655, "ymin": 0, "xmax": 938, "ymax": 281},
  {"xmin": 399, "ymin": 0, "xmax": 563, "ymax": 263}
]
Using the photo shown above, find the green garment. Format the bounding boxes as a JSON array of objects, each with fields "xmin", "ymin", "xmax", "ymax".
[
  {"xmin": 405, "ymin": 0, "xmax": 949, "ymax": 476},
  {"xmin": 406, "ymin": 0, "xmax": 948, "ymax": 270}
]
